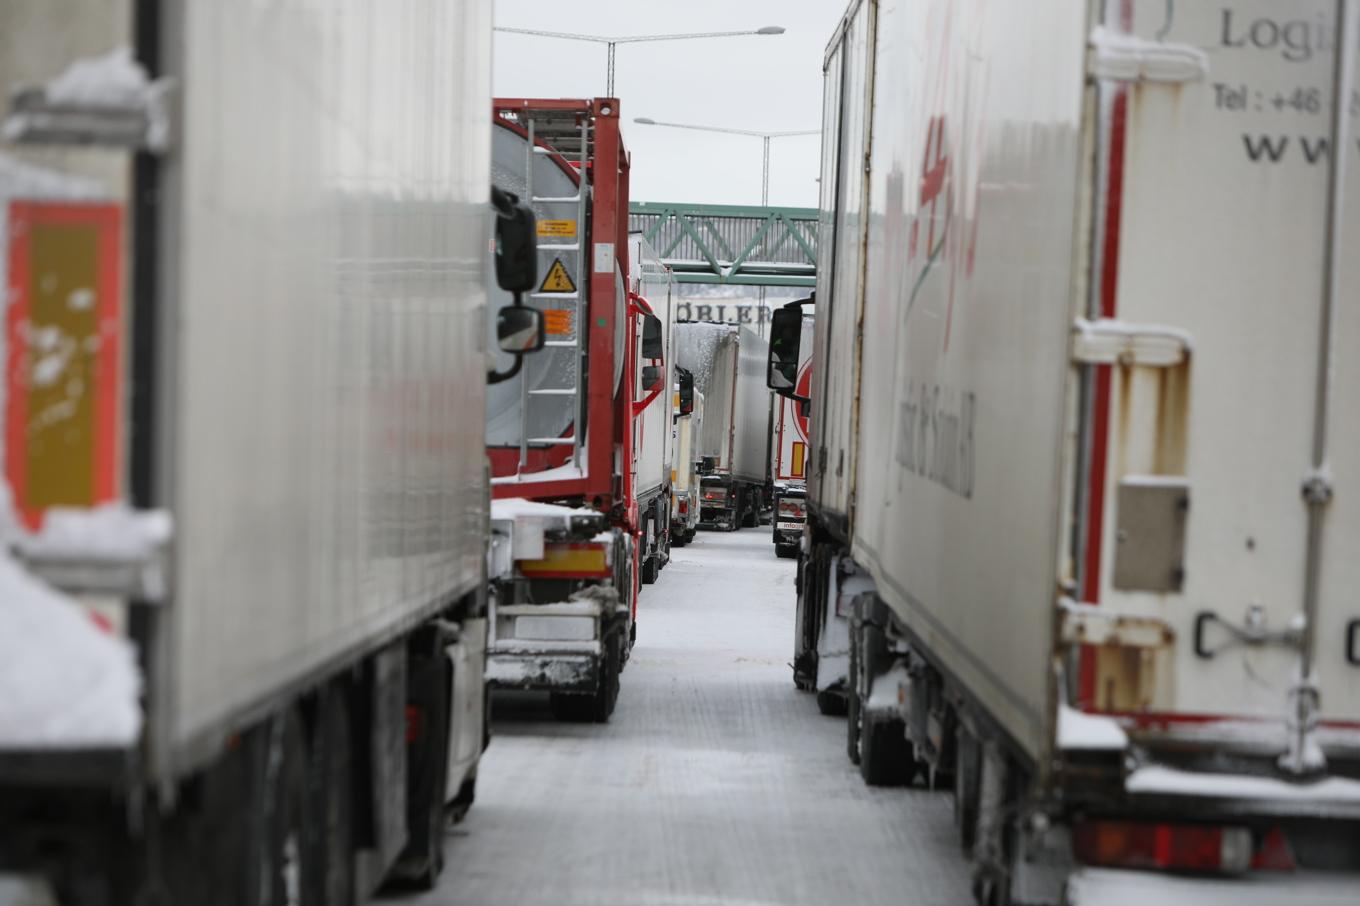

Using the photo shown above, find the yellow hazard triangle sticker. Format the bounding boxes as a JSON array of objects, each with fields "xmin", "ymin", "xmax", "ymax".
[{"xmin": 539, "ymin": 258, "xmax": 576, "ymax": 294}]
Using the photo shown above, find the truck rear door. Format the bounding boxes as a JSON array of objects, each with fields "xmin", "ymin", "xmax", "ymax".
[{"xmin": 1084, "ymin": 0, "xmax": 1359, "ymax": 740}]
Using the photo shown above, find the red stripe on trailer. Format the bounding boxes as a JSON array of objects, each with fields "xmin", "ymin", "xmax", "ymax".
[{"xmin": 1079, "ymin": 0, "xmax": 1133, "ymax": 708}]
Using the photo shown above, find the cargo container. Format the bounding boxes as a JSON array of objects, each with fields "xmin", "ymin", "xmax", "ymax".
[
  {"xmin": 0, "ymin": 1, "xmax": 540, "ymax": 902},
  {"xmin": 775, "ymin": 0, "xmax": 1360, "ymax": 902},
  {"xmin": 676, "ymin": 322, "xmax": 771, "ymax": 531},
  {"xmin": 485, "ymin": 98, "xmax": 674, "ymax": 721}
]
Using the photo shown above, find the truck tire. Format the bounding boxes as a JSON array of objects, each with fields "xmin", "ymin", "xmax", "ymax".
[
  {"xmin": 549, "ymin": 631, "xmax": 622, "ymax": 723},
  {"xmin": 250, "ymin": 712, "xmax": 314, "ymax": 906},
  {"xmin": 309, "ymin": 689, "xmax": 355, "ymax": 905},
  {"xmin": 641, "ymin": 554, "xmax": 659, "ymax": 585},
  {"xmin": 392, "ymin": 650, "xmax": 451, "ymax": 890},
  {"xmin": 774, "ymin": 542, "xmax": 796, "ymax": 559},
  {"xmin": 449, "ymin": 771, "xmax": 477, "ymax": 825},
  {"xmin": 859, "ymin": 712, "xmax": 915, "ymax": 786},
  {"xmin": 954, "ymin": 723, "xmax": 981, "ymax": 856},
  {"xmin": 846, "ymin": 614, "xmax": 862, "ymax": 764}
]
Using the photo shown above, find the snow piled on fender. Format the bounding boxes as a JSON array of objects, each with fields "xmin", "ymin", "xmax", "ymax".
[{"xmin": 0, "ymin": 490, "xmax": 142, "ymax": 748}]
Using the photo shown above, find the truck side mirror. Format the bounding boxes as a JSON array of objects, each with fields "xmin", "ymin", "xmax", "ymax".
[
  {"xmin": 488, "ymin": 186, "xmax": 544, "ymax": 384},
  {"xmin": 497, "ymin": 306, "xmax": 544, "ymax": 354},
  {"xmin": 641, "ymin": 313, "xmax": 664, "ymax": 360},
  {"xmin": 677, "ymin": 368, "xmax": 695, "ymax": 416},
  {"xmin": 492, "ymin": 186, "xmax": 537, "ymax": 295},
  {"xmin": 642, "ymin": 364, "xmax": 664, "ymax": 392},
  {"xmin": 767, "ymin": 306, "xmax": 802, "ymax": 392}
]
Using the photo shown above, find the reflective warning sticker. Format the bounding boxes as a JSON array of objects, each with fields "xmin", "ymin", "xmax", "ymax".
[
  {"xmin": 539, "ymin": 258, "xmax": 576, "ymax": 294},
  {"xmin": 537, "ymin": 219, "xmax": 576, "ymax": 238},
  {"xmin": 544, "ymin": 309, "xmax": 573, "ymax": 336}
]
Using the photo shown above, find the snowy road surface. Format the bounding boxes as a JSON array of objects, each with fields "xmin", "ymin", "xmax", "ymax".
[{"xmin": 399, "ymin": 527, "xmax": 972, "ymax": 906}]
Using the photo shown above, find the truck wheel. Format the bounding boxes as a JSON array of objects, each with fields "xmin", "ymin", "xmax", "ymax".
[
  {"xmin": 310, "ymin": 690, "xmax": 355, "ymax": 905},
  {"xmin": 860, "ymin": 713, "xmax": 915, "ymax": 787},
  {"xmin": 846, "ymin": 616, "xmax": 862, "ymax": 764},
  {"xmin": 250, "ymin": 713, "xmax": 314, "ymax": 906},
  {"xmin": 641, "ymin": 555, "xmax": 659, "ymax": 585},
  {"xmin": 954, "ymin": 724, "xmax": 981, "ymax": 856},
  {"xmin": 775, "ymin": 542, "xmax": 795, "ymax": 559},
  {"xmin": 815, "ymin": 681, "xmax": 848, "ymax": 716},
  {"xmin": 449, "ymin": 771, "xmax": 477, "ymax": 825},
  {"xmin": 389, "ymin": 645, "xmax": 451, "ymax": 890},
  {"xmin": 549, "ymin": 632, "xmax": 622, "ymax": 723}
]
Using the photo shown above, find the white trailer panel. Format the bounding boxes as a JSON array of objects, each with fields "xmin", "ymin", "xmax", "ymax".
[
  {"xmin": 808, "ymin": 0, "xmax": 873, "ymax": 524},
  {"xmin": 676, "ymin": 322, "xmax": 739, "ymax": 471},
  {"xmin": 1090, "ymin": 0, "xmax": 1360, "ymax": 728},
  {"xmin": 160, "ymin": 0, "xmax": 493, "ymax": 770},
  {"xmin": 731, "ymin": 326, "xmax": 771, "ymax": 486},
  {"xmin": 829, "ymin": 0, "xmax": 1089, "ymax": 762},
  {"xmin": 629, "ymin": 234, "xmax": 675, "ymax": 502}
]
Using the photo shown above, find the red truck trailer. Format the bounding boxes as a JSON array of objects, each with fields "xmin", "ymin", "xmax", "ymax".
[{"xmin": 484, "ymin": 98, "xmax": 678, "ymax": 722}]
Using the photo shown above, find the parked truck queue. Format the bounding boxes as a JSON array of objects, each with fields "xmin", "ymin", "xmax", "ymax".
[{"xmin": 3, "ymin": 1, "xmax": 1360, "ymax": 905}]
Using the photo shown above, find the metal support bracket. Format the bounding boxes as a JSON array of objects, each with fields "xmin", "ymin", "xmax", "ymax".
[
  {"xmin": 1193, "ymin": 607, "xmax": 1304, "ymax": 659},
  {"xmin": 1071, "ymin": 317, "xmax": 1191, "ymax": 367},
  {"xmin": 1087, "ymin": 26, "xmax": 1209, "ymax": 83}
]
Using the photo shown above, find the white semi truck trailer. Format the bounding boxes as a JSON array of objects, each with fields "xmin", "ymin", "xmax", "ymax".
[
  {"xmin": 676, "ymin": 323, "xmax": 771, "ymax": 532},
  {"xmin": 776, "ymin": 0, "xmax": 1360, "ymax": 902},
  {"xmin": 0, "ymin": 2, "xmax": 543, "ymax": 903}
]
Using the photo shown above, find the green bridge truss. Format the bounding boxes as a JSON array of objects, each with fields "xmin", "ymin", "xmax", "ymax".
[{"xmin": 628, "ymin": 201, "xmax": 818, "ymax": 287}]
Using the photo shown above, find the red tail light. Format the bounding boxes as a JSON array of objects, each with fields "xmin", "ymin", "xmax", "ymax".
[
  {"xmin": 1250, "ymin": 827, "xmax": 1298, "ymax": 871},
  {"xmin": 1072, "ymin": 820, "xmax": 1253, "ymax": 873},
  {"xmin": 405, "ymin": 705, "xmax": 423, "ymax": 744},
  {"xmin": 678, "ymin": 499, "xmax": 688, "ymax": 514},
  {"xmin": 778, "ymin": 499, "xmax": 806, "ymax": 518}
]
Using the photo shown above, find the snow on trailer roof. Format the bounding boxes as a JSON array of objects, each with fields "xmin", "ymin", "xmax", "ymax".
[{"xmin": 491, "ymin": 497, "xmax": 605, "ymax": 531}]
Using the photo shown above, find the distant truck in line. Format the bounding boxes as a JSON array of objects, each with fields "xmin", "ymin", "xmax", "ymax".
[
  {"xmin": 769, "ymin": 304, "xmax": 814, "ymax": 558},
  {"xmin": 671, "ymin": 373, "xmax": 703, "ymax": 547},
  {"xmin": 0, "ymin": 2, "xmax": 543, "ymax": 902},
  {"xmin": 676, "ymin": 322, "xmax": 772, "ymax": 532},
  {"xmin": 483, "ymin": 101, "xmax": 684, "ymax": 722},
  {"xmin": 776, "ymin": 0, "xmax": 1360, "ymax": 903}
]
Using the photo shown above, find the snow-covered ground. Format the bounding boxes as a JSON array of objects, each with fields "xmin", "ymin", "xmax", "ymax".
[{"xmin": 401, "ymin": 527, "xmax": 971, "ymax": 906}]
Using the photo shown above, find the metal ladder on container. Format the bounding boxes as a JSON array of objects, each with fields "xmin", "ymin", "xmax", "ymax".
[{"xmin": 512, "ymin": 108, "xmax": 591, "ymax": 473}]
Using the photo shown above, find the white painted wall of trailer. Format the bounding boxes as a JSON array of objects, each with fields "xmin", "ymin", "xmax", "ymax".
[
  {"xmin": 831, "ymin": 0, "xmax": 1089, "ymax": 763},
  {"xmin": 806, "ymin": 0, "xmax": 870, "ymax": 524},
  {"xmin": 630, "ymin": 233, "xmax": 676, "ymax": 501},
  {"xmin": 1099, "ymin": 0, "xmax": 1360, "ymax": 725},
  {"xmin": 163, "ymin": 0, "xmax": 494, "ymax": 766},
  {"xmin": 818, "ymin": 0, "xmax": 1360, "ymax": 765}
]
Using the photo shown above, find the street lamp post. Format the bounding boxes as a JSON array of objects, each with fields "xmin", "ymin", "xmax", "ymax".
[
  {"xmin": 632, "ymin": 117, "xmax": 818, "ymax": 206},
  {"xmin": 494, "ymin": 26, "xmax": 785, "ymax": 97}
]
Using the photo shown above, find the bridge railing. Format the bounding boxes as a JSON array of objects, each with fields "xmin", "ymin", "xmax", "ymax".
[{"xmin": 628, "ymin": 201, "xmax": 818, "ymax": 287}]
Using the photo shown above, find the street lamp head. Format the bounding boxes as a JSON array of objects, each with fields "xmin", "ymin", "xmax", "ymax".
[
  {"xmin": 634, "ymin": 117, "xmax": 657, "ymax": 125},
  {"xmin": 757, "ymin": 26, "xmax": 786, "ymax": 35}
]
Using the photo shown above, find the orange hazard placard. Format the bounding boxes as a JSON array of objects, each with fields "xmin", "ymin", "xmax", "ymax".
[
  {"xmin": 544, "ymin": 309, "xmax": 573, "ymax": 336},
  {"xmin": 539, "ymin": 257, "xmax": 576, "ymax": 294},
  {"xmin": 5, "ymin": 201, "xmax": 122, "ymax": 530}
]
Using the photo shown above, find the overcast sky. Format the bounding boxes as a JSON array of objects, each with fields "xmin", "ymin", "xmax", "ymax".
[{"xmin": 492, "ymin": 0, "xmax": 845, "ymax": 209}]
